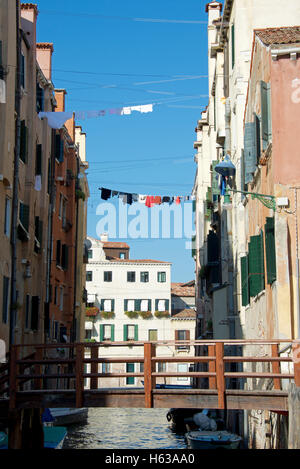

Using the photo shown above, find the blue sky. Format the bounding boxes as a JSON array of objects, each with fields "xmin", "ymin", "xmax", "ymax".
[{"xmin": 35, "ymin": 0, "xmax": 219, "ymax": 282}]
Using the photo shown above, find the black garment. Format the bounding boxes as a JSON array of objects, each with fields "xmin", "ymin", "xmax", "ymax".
[
  {"xmin": 162, "ymin": 196, "xmax": 170, "ymax": 203},
  {"xmin": 101, "ymin": 188, "xmax": 112, "ymax": 200}
]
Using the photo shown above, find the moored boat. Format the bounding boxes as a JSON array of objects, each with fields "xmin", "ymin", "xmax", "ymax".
[
  {"xmin": 185, "ymin": 430, "xmax": 242, "ymax": 450},
  {"xmin": 48, "ymin": 408, "xmax": 88, "ymax": 426},
  {"xmin": 0, "ymin": 426, "xmax": 67, "ymax": 449}
]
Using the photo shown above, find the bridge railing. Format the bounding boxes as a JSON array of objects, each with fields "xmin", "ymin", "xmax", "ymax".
[{"xmin": 1, "ymin": 339, "xmax": 300, "ymax": 410}]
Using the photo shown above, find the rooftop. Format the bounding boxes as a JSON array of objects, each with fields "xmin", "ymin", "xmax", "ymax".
[
  {"xmin": 171, "ymin": 281, "xmax": 195, "ymax": 297},
  {"xmin": 255, "ymin": 26, "xmax": 300, "ymax": 46},
  {"xmin": 107, "ymin": 257, "xmax": 171, "ymax": 264},
  {"xmin": 171, "ymin": 309, "xmax": 196, "ymax": 320},
  {"xmin": 102, "ymin": 242, "xmax": 130, "ymax": 249}
]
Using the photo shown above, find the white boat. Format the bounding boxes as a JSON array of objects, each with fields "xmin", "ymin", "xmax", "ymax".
[
  {"xmin": 185, "ymin": 430, "xmax": 242, "ymax": 450},
  {"xmin": 48, "ymin": 408, "xmax": 88, "ymax": 426}
]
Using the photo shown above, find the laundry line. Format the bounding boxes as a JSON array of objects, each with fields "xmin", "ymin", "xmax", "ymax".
[{"xmin": 99, "ymin": 187, "xmax": 195, "ymax": 208}]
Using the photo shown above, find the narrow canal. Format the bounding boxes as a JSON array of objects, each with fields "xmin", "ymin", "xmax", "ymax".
[{"xmin": 62, "ymin": 408, "xmax": 187, "ymax": 449}]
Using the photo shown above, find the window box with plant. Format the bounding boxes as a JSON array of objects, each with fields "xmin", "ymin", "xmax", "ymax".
[
  {"xmin": 154, "ymin": 310, "xmax": 170, "ymax": 318},
  {"xmin": 85, "ymin": 306, "xmax": 100, "ymax": 317},
  {"xmin": 101, "ymin": 310, "xmax": 115, "ymax": 319},
  {"xmin": 138, "ymin": 310, "xmax": 153, "ymax": 319},
  {"xmin": 124, "ymin": 310, "xmax": 139, "ymax": 319}
]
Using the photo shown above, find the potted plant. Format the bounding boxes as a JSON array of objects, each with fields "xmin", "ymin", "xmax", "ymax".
[
  {"xmin": 85, "ymin": 306, "xmax": 99, "ymax": 317},
  {"xmin": 154, "ymin": 310, "xmax": 170, "ymax": 319},
  {"xmin": 124, "ymin": 311, "xmax": 139, "ymax": 319},
  {"xmin": 101, "ymin": 311, "xmax": 115, "ymax": 319},
  {"xmin": 138, "ymin": 311, "xmax": 153, "ymax": 319}
]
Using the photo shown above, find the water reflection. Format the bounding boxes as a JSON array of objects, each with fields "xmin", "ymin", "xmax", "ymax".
[{"xmin": 63, "ymin": 408, "xmax": 187, "ymax": 449}]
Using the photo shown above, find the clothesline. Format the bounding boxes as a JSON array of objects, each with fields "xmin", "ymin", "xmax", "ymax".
[
  {"xmin": 99, "ymin": 187, "xmax": 195, "ymax": 207},
  {"xmin": 38, "ymin": 104, "xmax": 154, "ymax": 129}
]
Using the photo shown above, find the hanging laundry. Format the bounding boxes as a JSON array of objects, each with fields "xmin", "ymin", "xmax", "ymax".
[
  {"xmin": 138, "ymin": 194, "xmax": 147, "ymax": 204},
  {"xmin": 34, "ymin": 175, "xmax": 42, "ymax": 191},
  {"xmin": 132, "ymin": 194, "xmax": 139, "ymax": 203},
  {"xmin": 39, "ymin": 112, "xmax": 73, "ymax": 129},
  {"xmin": 176, "ymin": 196, "xmax": 181, "ymax": 205},
  {"xmin": 140, "ymin": 104, "xmax": 153, "ymax": 113},
  {"xmin": 145, "ymin": 196, "xmax": 155, "ymax": 208},
  {"xmin": 101, "ymin": 188, "xmax": 112, "ymax": 200},
  {"xmin": 162, "ymin": 196, "xmax": 170, "ymax": 203},
  {"xmin": 112, "ymin": 190, "xmax": 119, "ymax": 197},
  {"xmin": 153, "ymin": 196, "xmax": 162, "ymax": 205},
  {"xmin": 220, "ymin": 176, "xmax": 227, "ymax": 196}
]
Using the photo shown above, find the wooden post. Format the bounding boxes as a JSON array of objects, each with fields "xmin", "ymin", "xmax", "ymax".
[
  {"xmin": 9, "ymin": 345, "xmax": 18, "ymax": 410},
  {"xmin": 288, "ymin": 383, "xmax": 300, "ymax": 449},
  {"xmin": 8, "ymin": 409, "xmax": 23, "ymax": 449},
  {"xmin": 75, "ymin": 343, "xmax": 84, "ymax": 408},
  {"xmin": 271, "ymin": 343, "xmax": 281, "ymax": 390},
  {"xmin": 144, "ymin": 342, "xmax": 156, "ymax": 408},
  {"xmin": 215, "ymin": 342, "xmax": 226, "ymax": 409},
  {"xmin": 90, "ymin": 345, "xmax": 98, "ymax": 390},
  {"xmin": 293, "ymin": 343, "xmax": 300, "ymax": 387},
  {"xmin": 34, "ymin": 347, "xmax": 43, "ymax": 390},
  {"xmin": 208, "ymin": 344, "xmax": 216, "ymax": 389}
]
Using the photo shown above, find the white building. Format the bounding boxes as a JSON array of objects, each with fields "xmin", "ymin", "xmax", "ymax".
[{"xmin": 84, "ymin": 236, "xmax": 196, "ymax": 388}]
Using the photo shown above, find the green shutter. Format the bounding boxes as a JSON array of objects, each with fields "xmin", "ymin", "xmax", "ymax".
[
  {"xmin": 111, "ymin": 299, "xmax": 115, "ymax": 312},
  {"xmin": 231, "ymin": 24, "xmax": 235, "ymax": 69},
  {"xmin": 135, "ymin": 299, "xmax": 141, "ymax": 311},
  {"xmin": 244, "ymin": 122, "xmax": 257, "ymax": 184},
  {"xmin": 192, "ymin": 200, "xmax": 196, "ymax": 212},
  {"xmin": 165, "ymin": 300, "xmax": 169, "ymax": 312},
  {"xmin": 134, "ymin": 325, "xmax": 138, "ymax": 341},
  {"xmin": 248, "ymin": 232, "xmax": 265, "ymax": 297},
  {"xmin": 205, "ymin": 187, "xmax": 212, "ymax": 219},
  {"xmin": 148, "ymin": 299, "xmax": 151, "ymax": 311},
  {"xmin": 100, "ymin": 299, "xmax": 104, "ymax": 310},
  {"xmin": 155, "ymin": 299, "xmax": 159, "ymax": 311},
  {"xmin": 99, "ymin": 324, "xmax": 104, "ymax": 341},
  {"xmin": 261, "ymin": 81, "xmax": 272, "ymax": 150},
  {"xmin": 211, "ymin": 161, "xmax": 219, "ymax": 195},
  {"xmin": 265, "ymin": 217, "xmax": 276, "ymax": 284},
  {"xmin": 240, "ymin": 255, "xmax": 250, "ymax": 306},
  {"xmin": 123, "ymin": 324, "xmax": 128, "ymax": 341},
  {"xmin": 20, "ymin": 202, "xmax": 29, "ymax": 231},
  {"xmin": 111, "ymin": 325, "xmax": 115, "ymax": 342},
  {"xmin": 124, "ymin": 299, "xmax": 128, "ymax": 311}
]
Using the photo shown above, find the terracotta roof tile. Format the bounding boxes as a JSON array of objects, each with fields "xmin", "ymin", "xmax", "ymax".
[
  {"xmin": 102, "ymin": 242, "xmax": 130, "ymax": 249},
  {"xmin": 255, "ymin": 26, "xmax": 300, "ymax": 46},
  {"xmin": 108, "ymin": 257, "xmax": 171, "ymax": 264},
  {"xmin": 171, "ymin": 282, "xmax": 195, "ymax": 297},
  {"xmin": 171, "ymin": 309, "xmax": 196, "ymax": 319}
]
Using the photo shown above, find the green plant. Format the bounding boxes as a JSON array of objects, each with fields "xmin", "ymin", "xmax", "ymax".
[
  {"xmin": 154, "ymin": 311, "xmax": 170, "ymax": 319},
  {"xmin": 199, "ymin": 264, "xmax": 209, "ymax": 279},
  {"xmin": 124, "ymin": 311, "xmax": 139, "ymax": 319},
  {"xmin": 85, "ymin": 306, "xmax": 99, "ymax": 316},
  {"xmin": 138, "ymin": 311, "xmax": 153, "ymax": 319},
  {"xmin": 75, "ymin": 189, "xmax": 86, "ymax": 201},
  {"xmin": 101, "ymin": 311, "xmax": 115, "ymax": 319}
]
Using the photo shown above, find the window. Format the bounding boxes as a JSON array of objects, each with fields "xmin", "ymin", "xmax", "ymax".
[
  {"xmin": 59, "ymin": 287, "xmax": 64, "ymax": 312},
  {"xmin": 25, "ymin": 294, "xmax": 30, "ymax": 329},
  {"xmin": 2, "ymin": 276, "xmax": 9, "ymax": 324},
  {"xmin": 35, "ymin": 143, "xmax": 42, "ymax": 176},
  {"xmin": 155, "ymin": 299, "xmax": 169, "ymax": 312},
  {"xmin": 53, "ymin": 320, "xmax": 59, "ymax": 340},
  {"xmin": 86, "ymin": 271, "xmax": 93, "ymax": 282},
  {"xmin": 31, "ymin": 296, "xmax": 39, "ymax": 331},
  {"xmin": 261, "ymin": 81, "xmax": 272, "ymax": 150},
  {"xmin": 19, "ymin": 202, "xmax": 29, "ymax": 232},
  {"xmin": 265, "ymin": 217, "xmax": 276, "ymax": 285},
  {"xmin": 157, "ymin": 272, "xmax": 166, "ymax": 283},
  {"xmin": 99, "ymin": 324, "xmax": 115, "ymax": 341},
  {"xmin": 157, "ymin": 362, "xmax": 166, "ymax": 373},
  {"xmin": 0, "ymin": 40, "xmax": 3, "ymax": 80},
  {"xmin": 56, "ymin": 240, "xmax": 61, "ymax": 266},
  {"xmin": 36, "ymin": 82, "xmax": 44, "ymax": 112},
  {"xmin": 127, "ymin": 271, "xmax": 135, "ymax": 282},
  {"xmin": 61, "ymin": 244, "xmax": 68, "ymax": 270},
  {"xmin": 34, "ymin": 216, "xmax": 43, "ymax": 254},
  {"xmin": 177, "ymin": 363, "xmax": 189, "ymax": 381},
  {"xmin": 231, "ymin": 24, "xmax": 235, "ymax": 69},
  {"xmin": 104, "ymin": 271, "xmax": 112, "ymax": 282},
  {"xmin": 148, "ymin": 329, "xmax": 158, "ymax": 341},
  {"xmin": 124, "ymin": 324, "xmax": 138, "ymax": 341},
  {"xmin": 20, "ymin": 120, "xmax": 28, "ymax": 163},
  {"xmin": 4, "ymin": 197, "xmax": 10, "ymax": 237},
  {"xmin": 141, "ymin": 299, "xmax": 151, "ymax": 312},
  {"xmin": 88, "ymin": 249, "xmax": 93, "ymax": 259},
  {"xmin": 140, "ymin": 271, "xmax": 149, "ymax": 283},
  {"xmin": 119, "ymin": 252, "xmax": 126, "ymax": 259},
  {"xmin": 126, "ymin": 363, "xmax": 135, "ymax": 385},
  {"xmin": 248, "ymin": 231, "xmax": 265, "ymax": 298},
  {"xmin": 175, "ymin": 330, "xmax": 190, "ymax": 350},
  {"xmin": 102, "ymin": 363, "xmax": 111, "ymax": 373},
  {"xmin": 85, "ymin": 329, "xmax": 92, "ymax": 340},
  {"xmin": 55, "ymin": 134, "xmax": 64, "ymax": 162}
]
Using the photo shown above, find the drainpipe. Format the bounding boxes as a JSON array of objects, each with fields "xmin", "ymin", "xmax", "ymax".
[{"xmin": 9, "ymin": 0, "xmax": 21, "ymax": 346}]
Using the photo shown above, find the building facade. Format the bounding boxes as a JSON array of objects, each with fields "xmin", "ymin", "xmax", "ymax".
[{"xmin": 84, "ymin": 236, "xmax": 196, "ymax": 388}]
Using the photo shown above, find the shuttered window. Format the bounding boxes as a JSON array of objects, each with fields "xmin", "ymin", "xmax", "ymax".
[
  {"xmin": 35, "ymin": 143, "xmax": 42, "ymax": 175},
  {"xmin": 207, "ymin": 230, "xmax": 219, "ymax": 265},
  {"xmin": 123, "ymin": 324, "xmax": 138, "ymax": 341},
  {"xmin": 0, "ymin": 40, "xmax": 4, "ymax": 80},
  {"xmin": 248, "ymin": 232, "xmax": 265, "ymax": 297},
  {"xmin": 261, "ymin": 81, "xmax": 272, "ymax": 150},
  {"xmin": 31, "ymin": 296, "xmax": 39, "ymax": 331},
  {"xmin": 34, "ymin": 216, "xmax": 43, "ymax": 253},
  {"xmin": 265, "ymin": 217, "xmax": 276, "ymax": 284},
  {"xmin": 211, "ymin": 161, "xmax": 219, "ymax": 196},
  {"xmin": 205, "ymin": 187, "xmax": 213, "ymax": 219},
  {"xmin": 19, "ymin": 202, "xmax": 29, "ymax": 231},
  {"xmin": 240, "ymin": 255, "xmax": 250, "ymax": 306},
  {"xmin": 36, "ymin": 82, "xmax": 44, "ymax": 112},
  {"xmin": 99, "ymin": 324, "xmax": 115, "ymax": 341},
  {"xmin": 55, "ymin": 134, "xmax": 64, "ymax": 162},
  {"xmin": 244, "ymin": 122, "xmax": 257, "ymax": 184},
  {"xmin": 231, "ymin": 24, "xmax": 235, "ymax": 69},
  {"xmin": 20, "ymin": 120, "xmax": 28, "ymax": 163}
]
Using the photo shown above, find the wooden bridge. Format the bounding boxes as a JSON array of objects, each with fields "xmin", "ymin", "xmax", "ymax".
[{"xmin": 1, "ymin": 339, "xmax": 300, "ymax": 415}]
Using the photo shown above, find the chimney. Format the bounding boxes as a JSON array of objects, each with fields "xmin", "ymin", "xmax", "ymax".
[
  {"xmin": 100, "ymin": 233, "xmax": 109, "ymax": 242},
  {"xmin": 205, "ymin": 1, "xmax": 223, "ymax": 23},
  {"xmin": 54, "ymin": 89, "xmax": 67, "ymax": 112},
  {"xmin": 36, "ymin": 43, "xmax": 54, "ymax": 81}
]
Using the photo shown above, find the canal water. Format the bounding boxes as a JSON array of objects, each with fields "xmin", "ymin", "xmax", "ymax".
[{"xmin": 62, "ymin": 408, "xmax": 187, "ymax": 449}]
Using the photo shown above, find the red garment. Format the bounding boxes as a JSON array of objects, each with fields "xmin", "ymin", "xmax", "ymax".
[
  {"xmin": 176, "ymin": 196, "xmax": 181, "ymax": 205},
  {"xmin": 153, "ymin": 196, "xmax": 162, "ymax": 205},
  {"xmin": 145, "ymin": 196, "xmax": 155, "ymax": 207}
]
